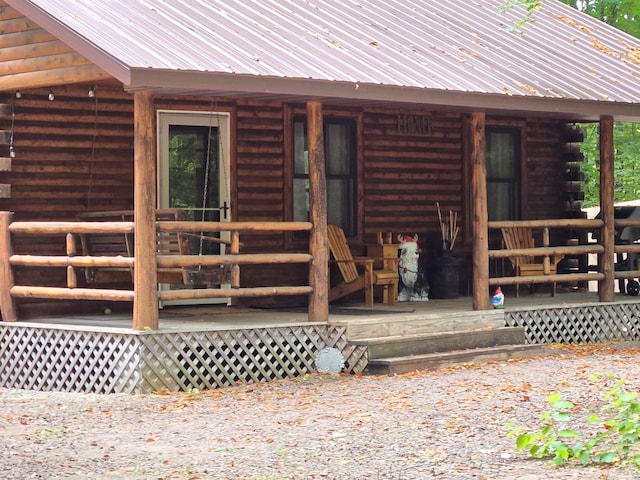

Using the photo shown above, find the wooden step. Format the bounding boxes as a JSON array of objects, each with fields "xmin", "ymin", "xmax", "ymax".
[
  {"xmin": 367, "ymin": 344, "xmax": 548, "ymax": 375},
  {"xmin": 330, "ymin": 308, "xmax": 505, "ymax": 340},
  {"xmin": 353, "ymin": 326, "xmax": 525, "ymax": 360}
]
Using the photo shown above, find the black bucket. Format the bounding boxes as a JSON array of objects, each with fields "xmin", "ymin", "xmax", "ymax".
[{"xmin": 428, "ymin": 252, "xmax": 460, "ymax": 299}]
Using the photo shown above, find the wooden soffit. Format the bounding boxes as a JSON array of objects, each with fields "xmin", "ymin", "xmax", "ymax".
[{"xmin": 0, "ymin": 0, "xmax": 112, "ymax": 92}]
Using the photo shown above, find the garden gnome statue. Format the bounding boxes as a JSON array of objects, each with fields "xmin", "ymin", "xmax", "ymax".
[
  {"xmin": 491, "ymin": 286, "xmax": 504, "ymax": 309},
  {"xmin": 397, "ymin": 234, "xmax": 429, "ymax": 302}
]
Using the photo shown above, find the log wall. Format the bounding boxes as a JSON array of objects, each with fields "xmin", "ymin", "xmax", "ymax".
[{"xmin": 0, "ymin": 83, "xmax": 580, "ymax": 305}]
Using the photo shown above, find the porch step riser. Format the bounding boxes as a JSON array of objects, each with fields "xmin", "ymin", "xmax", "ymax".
[
  {"xmin": 367, "ymin": 344, "xmax": 546, "ymax": 376},
  {"xmin": 338, "ymin": 310, "xmax": 504, "ymax": 340},
  {"xmin": 364, "ymin": 327, "xmax": 525, "ymax": 359}
]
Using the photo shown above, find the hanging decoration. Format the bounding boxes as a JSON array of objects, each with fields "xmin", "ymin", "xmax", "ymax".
[
  {"xmin": 86, "ymin": 85, "xmax": 99, "ymax": 209},
  {"xmin": 9, "ymin": 95, "xmax": 15, "ymax": 158}
]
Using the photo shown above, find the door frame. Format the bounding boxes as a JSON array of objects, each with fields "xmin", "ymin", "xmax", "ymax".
[{"xmin": 156, "ymin": 110, "xmax": 232, "ymax": 306}]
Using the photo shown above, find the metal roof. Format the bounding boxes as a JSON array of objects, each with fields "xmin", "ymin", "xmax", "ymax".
[{"xmin": 6, "ymin": 0, "xmax": 640, "ymax": 119}]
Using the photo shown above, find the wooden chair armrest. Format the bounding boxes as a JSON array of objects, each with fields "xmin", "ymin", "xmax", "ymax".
[
  {"xmin": 351, "ymin": 256, "xmax": 374, "ymax": 264},
  {"xmin": 179, "ymin": 232, "xmax": 239, "ymax": 247}
]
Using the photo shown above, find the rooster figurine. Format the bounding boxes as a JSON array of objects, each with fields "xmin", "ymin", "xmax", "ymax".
[{"xmin": 491, "ymin": 287, "xmax": 504, "ymax": 309}]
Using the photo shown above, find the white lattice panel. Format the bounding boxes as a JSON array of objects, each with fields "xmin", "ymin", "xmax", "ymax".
[
  {"xmin": 138, "ymin": 325, "xmax": 364, "ymax": 392},
  {"xmin": 0, "ymin": 327, "xmax": 141, "ymax": 393},
  {"xmin": 506, "ymin": 303, "xmax": 640, "ymax": 344},
  {"xmin": 0, "ymin": 323, "xmax": 363, "ymax": 394}
]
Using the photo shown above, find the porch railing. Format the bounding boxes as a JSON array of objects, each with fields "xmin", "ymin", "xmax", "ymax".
[
  {"xmin": 0, "ymin": 212, "xmax": 313, "ymax": 322},
  {"xmin": 488, "ymin": 218, "xmax": 640, "ymax": 289}
]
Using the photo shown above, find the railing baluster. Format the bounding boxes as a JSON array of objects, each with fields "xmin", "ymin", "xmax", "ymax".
[{"xmin": 66, "ymin": 233, "xmax": 77, "ymax": 289}]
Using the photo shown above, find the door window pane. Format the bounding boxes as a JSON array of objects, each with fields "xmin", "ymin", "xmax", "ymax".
[{"xmin": 168, "ymin": 125, "xmax": 220, "ymax": 254}]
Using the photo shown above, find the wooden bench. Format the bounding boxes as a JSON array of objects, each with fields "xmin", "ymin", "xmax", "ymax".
[{"xmin": 77, "ymin": 209, "xmax": 229, "ymax": 287}]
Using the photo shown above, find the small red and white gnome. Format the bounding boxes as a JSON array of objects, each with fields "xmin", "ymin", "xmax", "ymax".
[{"xmin": 491, "ymin": 286, "xmax": 504, "ymax": 309}]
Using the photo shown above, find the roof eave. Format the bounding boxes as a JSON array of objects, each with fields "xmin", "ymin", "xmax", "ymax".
[{"xmin": 128, "ymin": 69, "xmax": 640, "ymax": 122}]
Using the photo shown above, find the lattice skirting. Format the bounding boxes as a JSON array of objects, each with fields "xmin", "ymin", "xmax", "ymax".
[
  {"xmin": 506, "ymin": 302, "xmax": 640, "ymax": 344},
  {"xmin": 0, "ymin": 323, "xmax": 367, "ymax": 394}
]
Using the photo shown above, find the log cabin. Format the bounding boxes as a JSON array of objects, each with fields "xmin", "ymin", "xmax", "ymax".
[{"xmin": 1, "ymin": 0, "xmax": 640, "ymax": 392}]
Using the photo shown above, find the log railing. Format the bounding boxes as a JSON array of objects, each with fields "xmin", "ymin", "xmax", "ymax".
[
  {"xmin": 488, "ymin": 219, "xmax": 606, "ymax": 288},
  {"xmin": 0, "ymin": 212, "xmax": 314, "ymax": 322},
  {"xmin": 489, "ymin": 217, "xmax": 640, "ymax": 290}
]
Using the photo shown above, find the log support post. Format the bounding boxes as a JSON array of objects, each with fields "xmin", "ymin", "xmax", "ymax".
[
  {"xmin": 0, "ymin": 211, "xmax": 17, "ymax": 322},
  {"xmin": 470, "ymin": 112, "xmax": 489, "ymax": 310},
  {"xmin": 307, "ymin": 101, "xmax": 329, "ymax": 321},
  {"xmin": 133, "ymin": 91, "xmax": 159, "ymax": 330},
  {"xmin": 599, "ymin": 116, "xmax": 615, "ymax": 302}
]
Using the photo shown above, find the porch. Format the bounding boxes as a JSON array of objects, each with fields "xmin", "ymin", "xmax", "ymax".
[{"xmin": 2, "ymin": 290, "xmax": 639, "ymax": 393}]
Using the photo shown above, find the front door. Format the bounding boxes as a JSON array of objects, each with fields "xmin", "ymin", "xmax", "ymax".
[{"xmin": 157, "ymin": 110, "xmax": 231, "ymax": 305}]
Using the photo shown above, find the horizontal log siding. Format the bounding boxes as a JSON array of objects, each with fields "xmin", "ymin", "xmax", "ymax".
[
  {"xmin": 234, "ymin": 101, "xmax": 301, "ymax": 299},
  {"xmin": 362, "ymin": 111, "xmax": 463, "ymax": 245},
  {"xmin": 0, "ymin": 84, "xmax": 134, "ymax": 223},
  {"xmin": 0, "ymin": 85, "xmax": 579, "ymax": 304},
  {"xmin": 524, "ymin": 119, "xmax": 567, "ymax": 220}
]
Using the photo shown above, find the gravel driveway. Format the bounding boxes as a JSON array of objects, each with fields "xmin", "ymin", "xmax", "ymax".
[{"xmin": 2, "ymin": 342, "xmax": 640, "ymax": 479}]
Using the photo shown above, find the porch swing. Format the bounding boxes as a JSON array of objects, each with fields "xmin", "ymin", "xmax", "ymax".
[{"xmin": 77, "ymin": 94, "xmax": 230, "ymax": 288}]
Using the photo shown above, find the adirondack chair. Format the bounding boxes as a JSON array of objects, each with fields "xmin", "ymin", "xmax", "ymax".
[
  {"xmin": 500, "ymin": 226, "xmax": 564, "ymax": 297},
  {"xmin": 327, "ymin": 224, "xmax": 399, "ymax": 307}
]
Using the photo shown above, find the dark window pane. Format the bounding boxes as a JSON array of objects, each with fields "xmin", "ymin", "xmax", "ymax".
[
  {"xmin": 486, "ymin": 127, "xmax": 521, "ymax": 221},
  {"xmin": 293, "ymin": 117, "xmax": 356, "ymax": 236}
]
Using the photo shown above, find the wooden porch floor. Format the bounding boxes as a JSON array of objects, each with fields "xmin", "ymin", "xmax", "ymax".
[{"xmin": 3, "ymin": 290, "xmax": 635, "ymax": 334}]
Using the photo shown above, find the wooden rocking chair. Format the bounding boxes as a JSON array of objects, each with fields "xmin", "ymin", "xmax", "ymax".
[
  {"xmin": 500, "ymin": 226, "xmax": 564, "ymax": 297},
  {"xmin": 327, "ymin": 224, "xmax": 399, "ymax": 307}
]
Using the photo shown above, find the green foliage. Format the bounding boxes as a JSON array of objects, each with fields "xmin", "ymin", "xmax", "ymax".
[
  {"xmin": 501, "ymin": 1, "xmax": 640, "ymax": 208},
  {"xmin": 577, "ymin": 122, "xmax": 640, "ymax": 208},
  {"xmin": 561, "ymin": 0, "xmax": 640, "ymax": 38},
  {"xmin": 506, "ymin": 374, "xmax": 640, "ymax": 468},
  {"xmin": 498, "ymin": 1, "xmax": 542, "ymax": 30}
]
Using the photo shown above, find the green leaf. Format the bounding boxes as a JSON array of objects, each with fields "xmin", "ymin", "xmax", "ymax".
[
  {"xmin": 547, "ymin": 392, "xmax": 561, "ymax": 403},
  {"xmin": 516, "ymin": 433, "xmax": 532, "ymax": 450},
  {"xmin": 579, "ymin": 449, "xmax": 591, "ymax": 465},
  {"xmin": 552, "ymin": 411, "xmax": 570, "ymax": 422},
  {"xmin": 619, "ymin": 391, "xmax": 638, "ymax": 403},
  {"xmin": 558, "ymin": 429, "xmax": 579, "ymax": 438},
  {"xmin": 552, "ymin": 400, "xmax": 575, "ymax": 410},
  {"xmin": 597, "ymin": 451, "xmax": 617, "ymax": 464}
]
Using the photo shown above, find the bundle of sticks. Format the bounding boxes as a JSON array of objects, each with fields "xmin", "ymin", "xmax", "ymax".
[{"xmin": 437, "ymin": 202, "xmax": 460, "ymax": 251}]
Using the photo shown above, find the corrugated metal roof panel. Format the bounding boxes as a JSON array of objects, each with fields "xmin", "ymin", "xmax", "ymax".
[{"xmin": 7, "ymin": 0, "xmax": 640, "ymax": 105}]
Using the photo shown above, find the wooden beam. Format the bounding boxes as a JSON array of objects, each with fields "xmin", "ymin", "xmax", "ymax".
[
  {"xmin": 470, "ymin": 112, "xmax": 489, "ymax": 310},
  {"xmin": 0, "ymin": 28, "xmax": 57, "ymax": 48},
  {"xmin": 132, "ymin": 91, "xmax": 158, "ymax": 331},
  {"xmin": 307, "ymin": 101, "xmax": 329, "ymax": 322},
  {"xmin": 3, "ymin": 51, "xmax": 92, "ymax": 76},
  {"xmin": 0, "ymin": 16, "xmax": 40, "ymax": 35},
  {"xmin": 599, "ymin": 116, "xmax": 615, "ymax": 302},
  {"xmin": 1, "ymin": 40, "xmax": 72, "ymax": 62},
  {"xmin": 0, "ymin": 211, "xmax": 17, "ymax": 322},
  {"xmin": 0, "ymin": 64, "xmax": 111, "ymax": 91}
]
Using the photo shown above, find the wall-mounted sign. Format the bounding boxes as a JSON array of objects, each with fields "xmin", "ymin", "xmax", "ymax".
[{"xmin": 397, "ymin": 114, "xmax": 433, "ymax": 136}]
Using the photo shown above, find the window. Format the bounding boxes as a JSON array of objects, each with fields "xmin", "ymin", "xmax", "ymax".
[
  {"xmin": 293, "ymin": 117, "xmax": 357, "ymax": 236},
  {"xmin": 486, "ymin": 127, "xmax": 521, "ymax": 221}
]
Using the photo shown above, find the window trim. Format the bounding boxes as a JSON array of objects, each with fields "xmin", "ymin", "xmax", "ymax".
[
  {"xmin": 462, "ymin": 118, "xmax": 526, "ymax": 245},
  {"xmin": 284, "ymin": 105, "xmax": 363, "ymax": 248}
]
